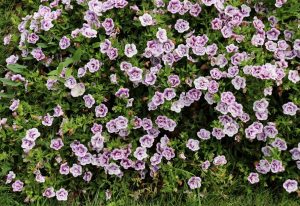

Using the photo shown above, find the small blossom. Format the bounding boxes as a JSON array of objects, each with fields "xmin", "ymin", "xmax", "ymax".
[
  {"xmin": 124, "ymin": 43, "xmax": 138, "ymax": 58},
  {"xmin": 139, "ymin": 13, "xmax": 153, "ymax": 26},
  {"xmin": 59, "ymin": 36, "xmax": 71, "ymax": 49},
  {"xmin": 43, "ymin": 187, "xmax": 56, "ymax": 198},
  {"xmin": 282, "ymin": 102, "xmax": 298, "ymax": 116},
  {"xmin": 186, "ymin": 139, "xmax": 200, "ymax": 151},
  {"xmin": 283, "ymin": 179, "xmax": 298, "ymax": 193},
  {"xmin": 56, "ymin": 188, "xmax": 68, "ymax": 201},
  {"xmin": 248, "ymin": 172, "xmax": 259, "ymax": 184},
  {"xmin": 50, "ymin": 138, "xmax": 64, "ymax": 150},
  {"xmin": 188, "ymin": 176, "xmax": 202, "ymax": 189},
  {"xmin": 12, "ymin": 180, "xmax": 24, "ymax": 192}
]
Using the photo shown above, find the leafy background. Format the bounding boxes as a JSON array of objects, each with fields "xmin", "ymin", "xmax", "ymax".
[{"xmin": 0, "ymin": 0, "xmax": 300, "ymax": 205}]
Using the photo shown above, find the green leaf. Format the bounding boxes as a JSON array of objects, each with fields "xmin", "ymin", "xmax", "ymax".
[
  {"xmin": 0, "ymin": 78, "xmax": 22, "ymax": 86},
  {"xmin": 65, "ymin": 67, "xmax": 73, "ymax": 78},
  {"xmin": 47, "ymin": 69, "xmax": 59, "ymax": 76},
  {"xmin": 36, "ymin": 43, "xmax": 48, "ymax": 48},
  {"xmin": 7, "ymin": 64, "xmax": 27, "ymax": 73},
  {"xmin": 49, "ymin": 57, "xmax": 74, "ymax": 76},
  {"xmin": 72, "ymin": 48, "xmax": 84, "ymax": 62},
  {"xmin": 0, "ymin": 92, "xmax": 15, "ymax": 99}
]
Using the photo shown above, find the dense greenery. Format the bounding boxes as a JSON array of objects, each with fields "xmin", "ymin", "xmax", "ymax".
[{"xmin": 0, "ymin": 0, "xmax": 299, "ymax": 205}]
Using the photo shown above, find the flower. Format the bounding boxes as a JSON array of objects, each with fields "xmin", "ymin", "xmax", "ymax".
[
  {"xmin": 83, "ymin": 94, "xmax": 95, "ymax": 108},
  {"xmin": 139, "ymin": 13, "xmax": 153, "ymax": 26},
  {"xmin": 50, "ymin": 138, "xmax": 64, "ymax": 150},
  {"xmin": 167, "ymin": 0, "xmax": 182, "ymax": 14},
  {"xmin": 6, "ymin": 171, "xmax": 16, "ymax": 184},
  {"xmin": 3, "ymin": 34, "xmax": 12, "ymax": 45},
  {"xmin": 283, "ymin": 179, "xmax": 298, "ymax": 193},
  {"xmin": 56, "ymin": 188, "xmax": 68, "ymax": 201},
  {"xmin": 59, "ymin": 163, "xmax": 70, "ymax": 175},
  {"xmin": 59, "ymin": 36, "xmax": 71, "ymax": 49},
  {"xmin": 12, "ymin": 180, "xmax": 24, "ymax": 192},
  {"xmin": 174, "ymin": 19, "xmax": 190, "ymax": 33},
  {"xmin": 42, "ymin": 113, "xmax": 54, "ymax": 126},
  {"xmin": 31, "ymin": 48, "xmax": 45, "ymax": 61},
  {"xmin": 81, "ymin": 27, "xmax": 97, "ymax": 38},
  {"xmin": 134, "ymin": 147, "xmax": 148, "ymax": 160},
  {"xmin": 25, "ymin": 128, "xmax": 40, "ymax": 141},
  {"xmin": 213, "ymin": 155, "xmax": 227, "ymax": 166},
  {"xmin": 188, "ymin": 176, "xmax": 202, "ymax": 189},
  {"xmin": 124, "ymin": 43, "xmax": 138, "ymax": 58},
  {"xmin": 186, "ymin": 139, "xmax": 200, "ymax": 151},
  {"xmin": 9, "ymin": 99, "xmax": 20, "ymax": 111},
  {"xmin": 43, "ymin": 187, "xmax": 56, "ymax": 198},
  {"xmin": 85, "ymin": 58, "xmax": 102, "ymax": 73},
  {"xmin": 282, "ymin": 102, "xmax": 298, "ymax": 116},
  {"xmin": 71, "ymin": 83, "xmax": 86, "ymax": 97},
  {"xmin": 70, "ymin": 164, "xmax": 82, "ymax": 177},
  {"xmin": 6, "ymin": 55, "xmax": 19, "ymax": 65},
  {"xmin": 247, "ymin": 173, "xmax": 259, "ymax": 184}
]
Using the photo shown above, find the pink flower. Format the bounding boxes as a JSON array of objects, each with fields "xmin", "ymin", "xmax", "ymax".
[
  {"xmin": 9, "ymin": 99, "xmax": 20, "ymax": 111},
  {"xmin": 282, "ymin": 102, "xmax": 298, "ymax": 116},
  {"xmin": 59, "ymin": 163, "xmax": 70, "ymax": 175},
  {"xmin": 12, "ymin": 180, "xmax": 24, "ymax": 192},
  {"xmin": 42, "ymin": 113, "xmax": 54, "ymax": 126},
  {"xmin": 124, "ymin": 43, "xmax": 137, "ymax": 57},
  {"xmin": 43, "ymin": 187, "xmax": 56, "ymax": 198},
  {"xmin": 174, "ymin": 19, "xmax": 190, "ymax": 33},
  {"xmin": 31, "ymin": 48, "xmax": 45, "ymax": 61},
  {"xmin": 5, "ymin": 171, "xmax": 16, "ymax": 184},
  {"xmin": 186, "ymin": 139, "xmax": 200, "ymax": 151},
  {"xmin": 283, "ymin": 179, "xmax": 298, "ymax": 193},
  {"xmin": 81, "ymin": 27, "xmax": 97, "ymax": 38},
  {"xmin": 139, "ymin": 13, "xmax": 153, "ymax": 26},
  {"xmin": 167, "ymin": 0, "xmax": 182, "ymax": 14},
  {"xmin": 56, "ymin": 188, "xmax": 68, "ymax": 201},
  {"xmin": 70, "ymin": 164, "xmax": 82, "ymax": 177},
  {"xmin": 83, "ymin": 94, "xmax": 95, "ymax": 108},
  {"xmin": 95, "ymin": 104, "xmax": 108, "ymax": 118},
  {"xmin": 247, "ymin": 172, "xmax": 259, "ymax": 184},
  {"xmin": 134, "ymin": 147, "xmax": 148, "ymax": 160},
  {"xmin": 50, "ymin": 138, "xmax": 64, "ymax": 150},
  {"xmin": 213, "ymin": 155, "xmax": 227, "ymax": 166},
  {"xmin": 59, "ymin": 36, "xmax": 71, "ymax": 49},
  {"xmin": 6, "ymin": 55, "xmax": 18, "ymax": 65},
  {"xmin": 188, "ymin": 176, "xmax": 202, "ymax": 189}
]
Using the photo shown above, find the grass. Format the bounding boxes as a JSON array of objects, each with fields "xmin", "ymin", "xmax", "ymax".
[{"xmin": 0, "ymin": 185, "xmax": 299, "ymax": 206}]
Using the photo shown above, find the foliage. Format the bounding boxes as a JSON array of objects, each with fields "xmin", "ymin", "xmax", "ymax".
[{"xmin": 0, "ymin": 0, "xmax": 300, "ymax": 204}]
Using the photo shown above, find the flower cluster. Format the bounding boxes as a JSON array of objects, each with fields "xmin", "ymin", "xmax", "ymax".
[{"xmin": 1, "ymin": 0, "xmax": 300, "ymax": 202}]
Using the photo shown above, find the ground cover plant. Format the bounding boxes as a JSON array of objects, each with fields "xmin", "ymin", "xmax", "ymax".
[{"xmin": 0, "ymin": 0, "xmax": 300, "ymax": 205}]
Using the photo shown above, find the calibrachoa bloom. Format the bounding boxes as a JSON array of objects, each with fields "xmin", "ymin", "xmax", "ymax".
[
  {"xmin": 9, "ymin": 99, "xmax": 20, "ymax": 111},
  {"xmin": 59, "ymin": 36, "xmax": 71, "ymax": 49},
  {"xmin": 247, "ymin": 173, "xmax": 259, "ymax": 184},
  {"xmin": 50, "ymin": 138, "xmax": 64, "ymax": 150},
  {"xmin": 213, "ymin": 155, "xmax": 227, "ymax": 166},
  {"xmin": 70, "ymin": 164, "xmax": 82, "ymax": 177},
  {"xmin": 12, "ymin": 180, "xmax": 24, "ymax": 192},
  {"xmin": 6, "ymin": 171, "xmax": 16, "ymax": 184},
  {"xmin": 56, "ymin": 188, "xmax": 68, "ymax": 201},
  {"xmin": 186, "ymin": 139, "xmax": 200, "ymax": 151},
  {"xmin": 6, "ymin": 55, "xmax": 19, "ymax": 65},
  {"xmin": 124, "ymin": 43, "xmax": 138, "ymax": 58},
  {"xmin": 188, "ymin": 176, "xmax": 202, "ymax": 189},
  {"xmin": 282, "ymin": 102, "xmax": 298, "ymax": 116},
  {"xmin": 43, "ymin": 187, "xmax": 56, "ymax": 198},
  {"xmin": 139, "ymin": 13, "xmax": 153, "ymax": 26},
  {"xmin": 283, "ymin": 179, "xmax": 298, "ymax": 193}
]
